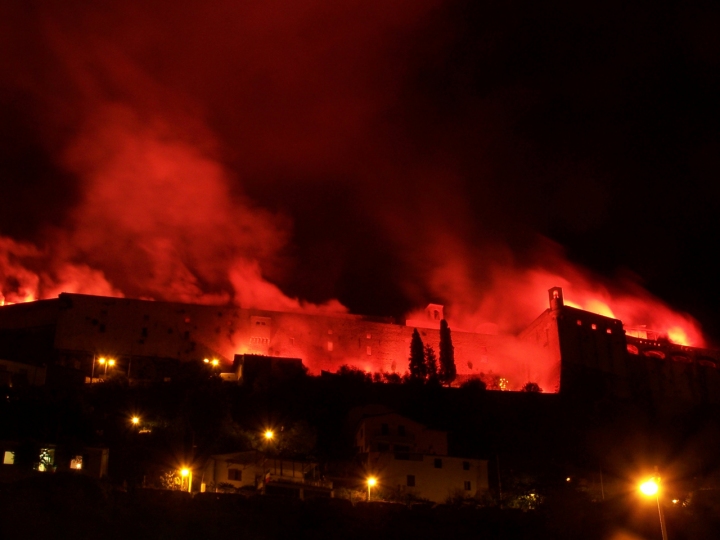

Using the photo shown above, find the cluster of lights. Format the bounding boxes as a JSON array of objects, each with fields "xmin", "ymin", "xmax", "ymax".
[
  {"xmin": 98, "ymin": 357, "xmax": 115, "ymax": 368},
  {"xmin": 203, "ymin": 358, "xmax": 220, "ymax": 367}
]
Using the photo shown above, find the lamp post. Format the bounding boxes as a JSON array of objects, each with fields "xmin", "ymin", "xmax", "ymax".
[
  {"xmin": 91, "ymin": 355, "xmax": 98, "ymax": 383},
  {"xmin": 180, "ymin": 467, "xmax": 192, "ymax": 493},
  {"xmin": 367, "ymin": 476, "xmax": 377, "ymax": 501},
  {"xmin": 640, "ymin": 472, "xmax": 669, "ymax": 540}
]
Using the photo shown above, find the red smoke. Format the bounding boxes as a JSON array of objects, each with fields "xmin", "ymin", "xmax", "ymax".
[
  {"xmin": 0, "ymin": 0, "xmax": 706, "ymax": 349},
  {"xmin": 402, "ymin": 240, "xmax": 704, "ymax": 347}
]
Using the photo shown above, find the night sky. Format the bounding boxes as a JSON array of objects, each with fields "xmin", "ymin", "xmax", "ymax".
[{"xmin": 1, "ymin": 1, "xmax": 720, "ymax": 344}]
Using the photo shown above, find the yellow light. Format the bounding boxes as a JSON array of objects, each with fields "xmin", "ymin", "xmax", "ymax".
[
  {"xmin": 264, "ymin": 430, "xmax": 274, "ymax": 440},
  {"xmin": 211, "ymin": 359, "xmax": 219, "ymax": 366},
  {"xmin": 203, "ymin": 358, "xmax": 209, "ymax": 363},
  {"xmin": 672, "ymin": 499, "xmax": 679, "ymax": 504},
  {"xmin": 367, "ymin": 477, "xmax": 377, "ymax": 487},
  {"xmin": 108, "ymin": 359, "xmax": 115, "ymax": 367},
  {"xmin": 180, "ymin": 468, "xmax": 190, "ymax": 477},
  {"xmin": 640, "ymin": 479, "xmax": 659, "ymax": 496},
  {"xmin": 98, "ymin": 357, "xmax": 106, "ymax": 365},
  {"xmin": 131, "ymin": 416, "xmax": 140, "ymax": 425}
]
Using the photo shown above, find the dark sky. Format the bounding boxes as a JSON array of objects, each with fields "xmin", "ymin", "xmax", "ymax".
[{"xmin": 1, "ymin": 1, "xmax": 720, "ymax": 343}]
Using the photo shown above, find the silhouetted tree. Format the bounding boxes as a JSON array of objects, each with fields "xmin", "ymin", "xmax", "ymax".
[
  {"xmin": 424, "ymin": 344, "xmax": 438, "ymax": 384},
  {"xmin": 439, "ymin": 319, "xmax": 456, "ymax": 385},
  {"xmin": 521, "ymin": 382, "xmax": 542, "ymax": 393},
  {"xmin": 408, "ymin": 329, "xmax": 426, "ymax": 382}
]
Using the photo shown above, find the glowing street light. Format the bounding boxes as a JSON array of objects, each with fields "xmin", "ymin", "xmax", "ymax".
[
  {"xmin": 131, "ymin": 416, "xmax": 140, "ymax": 426},
  {"xmin": 640, "ymin": 479, "xmax": 659, "ymax": 496},
  {"xmin": 98, "ymin": 357, "xmax": 115, "ymax": 377},
  {"xmin": 264, "ymin": 430, "xmax": 274, "ymax": 441},
  {"xmin": 180, "ymin": 467, "xmax": 192, "ymax": 493},
  {"xmin": 639, "ymin": 473, "xmax": 668, "ymax": 540},
  {"xmin": 211, "ymin": 359, "xmax": 219, "ymax": 367},
  {"xmin": 367, "ymin": 476, "xmax": 377, "ymax": 501}
]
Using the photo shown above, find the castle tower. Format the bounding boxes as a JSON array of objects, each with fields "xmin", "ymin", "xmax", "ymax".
[{"xmin": 548, "ymin": 287, "xmax": 564, "ymax": 311}]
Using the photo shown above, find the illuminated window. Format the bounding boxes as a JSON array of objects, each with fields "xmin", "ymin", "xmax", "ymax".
[
  {"xmin": 462, "ymin": 461, "xmax": 470, "ymax": 471},
  {"xmin": 576, "ymin": 320, "xmax": 582, "ymax": 326},
  {"xmin": 464, "ymin": 481, "xmax": 471, "ymax": 491},
  {"xmin": 366, "ymin": 346, "xmax": 372, "ymax": 356},
  {"xmin": 327, "ymin": 341, "xmax": 333, "ymax": 352},
  {"xmin": 70, "ymin": 456, "xmax": 83, "ymax": 470},
  {"xmin": 328, "ymin": 329, "xmax": 333, "ymax": 335},
  {"xmin": 407, "ymin": 475, "xmax": 415, "ymax": 487},
  {"xmin": 228, "ymin": 469, "xmax": 242, "ymax": 481},
  {"xmin": 591, "ymin": 324, "xmax": 597, "ymax": 330},
  {"xmin": 366, "ymin": 334, "xmax": 371, "ymax": 339},
  {"xmin": 37, "ymin": 448, "xmax": 54, "ymax": 472},
  {"xmin": 434, "ymin": 458, "xmax": 442, "ymax": 469},
  {"xmin": 3, "ymin": 451, "xmax": 14, "ymax": 465}
]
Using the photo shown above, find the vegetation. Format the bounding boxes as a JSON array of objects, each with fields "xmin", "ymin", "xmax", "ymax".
[
  {"xmin": 439, "ymin": 319, "xmax": 456, "ymax": 386},
  {"xmin": 408, "ymin": 329, "xmax": 426, "ymax": 382}
]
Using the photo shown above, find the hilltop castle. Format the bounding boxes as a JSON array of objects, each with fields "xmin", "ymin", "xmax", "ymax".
[{"xmin": 1, "ymin": 288, "xmax": 719, "ymax": 406}]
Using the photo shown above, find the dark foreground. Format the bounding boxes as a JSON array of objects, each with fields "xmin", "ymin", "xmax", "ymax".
[{"xmin": 1, "ymin": 474, "xmax": 719, "ymax": 540}]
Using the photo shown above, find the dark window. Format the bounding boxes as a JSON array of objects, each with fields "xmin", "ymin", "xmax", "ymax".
[
  {"xmin": 228, "ymin": 469, "xmax": 242, "ymax": 481},
  {"xmin": 463, "ymin": 461, "xmax": 470, "ymax": 470},
  {"xmin": 99, "ymin": 324, "xmax": 106, "ymax": 333},
  {"xmin": 394, "ymin": 445, "xmax": 410, "ymax": 452},
  {"xmin": 378, "ymin": 443, "xmax": 390, "ymax": 452},
  {"xmin": 464, "ymin": 481, "xmax": 471, "ymax": 491},
  {"xmin": 407, "ymin": 475, "xmax": 415, "ymax": 487},
  {"xmin": 398, "ymin": 425, "xmax": 406, "ymax": 436},
  {"xmin": 381, "ymin": 423, "xmax": 389, "ymax": 435},
  {"xmin": 394, "ymin": 452, "xmax": 410, "ymax": 460},
  {"xmin": 141, "ymin": 327, "xmax": 148, "ymax": 337},
  {"xmin": 434, "ymin": 458, "xmax": 442, "ymax": 468}
]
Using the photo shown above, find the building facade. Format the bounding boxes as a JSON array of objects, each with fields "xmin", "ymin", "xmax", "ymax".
[{"xmin": 354, "ymin": 411, "xmax": 489, "ymax": 503}]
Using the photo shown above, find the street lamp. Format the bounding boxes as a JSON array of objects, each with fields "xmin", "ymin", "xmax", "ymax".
[
  {"xmin": 106, "ymin": 358, "xmax": 115, "ymax": 376},
  {"xmin": 131, "ymin": 416, "xmax": 140, "ymax": 426},
  {"xmin": 639, "ymin": 473, "xmax": 668, "ymax": 540},
  {"xmin": 180, "ymin": 467, "xmax": 192, "ymax": 493},
  {"xmin": 264, "ymin": 430, "xmax": 274, "ymax": 441},
  {"xmin": 91, "ymin": 356, "xmax": 106, "ymax": 382},
  {"xmin": 367, "ymin": 476, "xmax": 377, "ymax": 501},
  {"xmin": 91, "ymin": 355, "xmax": 99, "ymax": 383}
]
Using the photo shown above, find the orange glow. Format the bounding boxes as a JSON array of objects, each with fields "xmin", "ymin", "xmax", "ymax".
[
  {"xmin": 640, "ymin": 479, "xmax": 659, "ymax": 496},
  {"xmin": 264, "ymin": 430, "xmax": 274, "ymax": 440}
]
